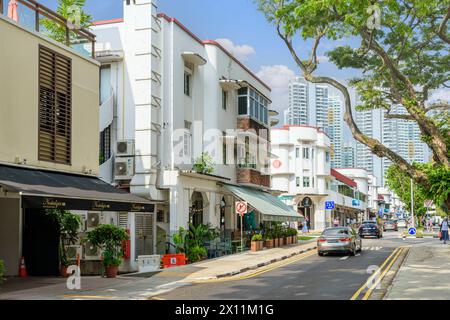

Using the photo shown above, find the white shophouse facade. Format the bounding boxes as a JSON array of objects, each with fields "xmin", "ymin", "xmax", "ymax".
[
  {"xmin": 271, "ymin": 125, "xmax": 369, "ymax": 230},
  {"xmin": 91, "ymin": 0, "xmax": 298, "ymax": 259}
]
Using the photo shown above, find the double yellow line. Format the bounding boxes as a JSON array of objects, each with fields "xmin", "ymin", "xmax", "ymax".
[{"xmin": 350, "ymin": 246, "xmax": 406, "ymax": 300}]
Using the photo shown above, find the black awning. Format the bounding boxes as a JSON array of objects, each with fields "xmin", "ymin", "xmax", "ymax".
[{"xmin": 0, "ymin": 164, "xmax": 155, "ymax": 212}]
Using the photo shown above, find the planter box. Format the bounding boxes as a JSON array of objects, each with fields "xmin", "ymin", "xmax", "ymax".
[
  {"xmin": 251, "ymin": 241, "xmax": 264, "ymax": 251},
  {"xmin": 265, "ymin": 239, "xmax": 274, "ymax": 249}
]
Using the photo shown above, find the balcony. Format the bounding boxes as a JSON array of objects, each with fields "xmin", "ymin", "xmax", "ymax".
[
  {"xmin": 0, "ymin": 0, "xmax": 95, "ymax": 58},
  {"xmin": 236, "ymin": 166, "xmax": 270, "ymax": 188}
]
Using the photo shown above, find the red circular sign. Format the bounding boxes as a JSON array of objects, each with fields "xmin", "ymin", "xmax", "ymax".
[{"xmin": 273, "ymin": 160, "xmax": 282, "ymax": 169}]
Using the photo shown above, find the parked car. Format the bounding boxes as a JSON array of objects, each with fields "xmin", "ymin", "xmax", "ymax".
[
  {"xmin": 396, "ymin": 219, "xmax": 407, "ymax": 228},
  {"xmin": 383, "ymin": 220, "xmax": 398, "ymax": 231},
  {"xmin": 358, "ymin": 220, "xmax": 383, "ymax": 238},
  {"xmin": 317, "ymin": 227, "xmax": 362, "ymax": 256}
]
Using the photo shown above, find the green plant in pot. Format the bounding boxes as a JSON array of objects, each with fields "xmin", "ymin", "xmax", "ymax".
[
  {"xmin": 264, "ymin": 232, "xmax": 274, "ymax": 249},
  {"xmin": 0, "ymin": 259, "xmax": 4, "ymax": 285},
  {"xmin": 46, "ymin": 209, "xmax": 81, "ymax": 277},
  {"xmin": 86, "ymin": 224, "xmax": 129, "ymax": 278},
  {"xmin": 251, "ymin": 233, "xmax": 263, "ymax": 251}
]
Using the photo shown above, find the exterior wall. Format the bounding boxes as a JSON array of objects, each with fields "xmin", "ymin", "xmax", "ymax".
[
  {"xmin": 0, "ymin": 196, "xmax": 21, "ymax": 276},
  {"xmin": 0, "ymin": 16, "xmax": 100, "ymax": 175}
]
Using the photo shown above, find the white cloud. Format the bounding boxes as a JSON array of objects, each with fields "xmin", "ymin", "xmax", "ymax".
[
  {"xmin": 429, "ymin": 88, "xmax": 450, "ymax": 103},
  {"xmin": 317, "ymin": 55, "xmax": 329, "ymax": 63},
  {"xmin": 215, "ymin": 38, "xmax": 256, "ymax": 61},
  {"xmin": 256, "ymin": 65, "xmax": 297, "ymax": 121}
]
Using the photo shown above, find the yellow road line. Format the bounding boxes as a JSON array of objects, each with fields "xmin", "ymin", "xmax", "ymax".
[
  {"xmin": 63, "ymin": 294, "xmax": 118, "ymax": 300},
  {"xmin": 350, "ymin": 247, "xmax": 401, "ymax": 300},
  {"xmin": 361, "ymin": 247, "xmax": 404, "ymax": 300},
  {"xmin": 193, "ymin": 249, "xmax": 317, "ymax": 284}
]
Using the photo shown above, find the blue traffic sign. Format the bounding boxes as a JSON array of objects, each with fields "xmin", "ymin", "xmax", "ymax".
[
  {"xmin": 325, "ymin": 201, "xmax": 335, "ymax": 210},
  {"xmin": 408, "ymin": 227, "xmax": 417, "ymax": 235}
]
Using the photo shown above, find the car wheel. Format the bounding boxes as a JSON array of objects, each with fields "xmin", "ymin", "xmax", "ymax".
[{"xmin": 318, "ymin": 251, "xmax": 324, "ymax": 256}]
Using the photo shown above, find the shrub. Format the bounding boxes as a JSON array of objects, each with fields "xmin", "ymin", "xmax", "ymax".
[
  {"xmin": 0, "ymin": 259, "xmax": 4, "ymax": 284},
  {"xmin": 252, "ymin": 234, "xmax": 263, "ymax": 241}
]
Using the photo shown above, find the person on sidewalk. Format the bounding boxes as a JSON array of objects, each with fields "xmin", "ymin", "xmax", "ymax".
[
  {"xmin": 302, "ymin": 221, "xmax": 309, "ymax": 234},
  {"xmin": 440, "ymin": 217, "xmax": 449, "ymax": 244},
  {"xmin": 427, "ymin": 219, "xmax": 433, "ymax": 232}
]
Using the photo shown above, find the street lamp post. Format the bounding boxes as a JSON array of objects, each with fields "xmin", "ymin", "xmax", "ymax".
[{"xmin": 410, "ymin": 178, "xmax": 415, "ymax": 227}]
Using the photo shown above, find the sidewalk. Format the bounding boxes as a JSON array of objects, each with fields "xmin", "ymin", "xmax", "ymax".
[
  {"xmin": 384, "ymin": 242, "xmax": 450, "ymax": 300},
  {"xmin": 0, "ymin": 240, "xmax": 316, "ymax": 300}
]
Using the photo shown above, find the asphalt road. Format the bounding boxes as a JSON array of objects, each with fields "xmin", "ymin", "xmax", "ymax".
[{"xmin": 153, "ymin": 230, "xmax": 434, "ymax": 300}]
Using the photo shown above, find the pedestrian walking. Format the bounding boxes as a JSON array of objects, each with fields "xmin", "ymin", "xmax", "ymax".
[
  {"xmin": 427, "ymin": 219, "xmax": 433, "ymax": 232},
  {"xmin": 302, "ymin": 221, "xmax": 309, "ymax": 234},
  {"xmin": 440, "ymin": 217, "xmax": 449, "ymax": 244}
]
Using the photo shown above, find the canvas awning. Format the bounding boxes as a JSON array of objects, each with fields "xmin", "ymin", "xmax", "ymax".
[
  {"xmin": 223, "ymin": 184, "xmax": 303, "ymax": 222},
  {"xmin": 0, "ymin": 164, "xmax": 155, "ymax": 212}
]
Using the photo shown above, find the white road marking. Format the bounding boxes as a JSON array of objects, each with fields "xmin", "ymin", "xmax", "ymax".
[{"xmin": 340, "ymin": 256, "xmax": 349, "ymax": 260}]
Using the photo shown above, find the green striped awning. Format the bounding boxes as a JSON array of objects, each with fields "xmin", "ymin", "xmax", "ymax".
[{"xmin": 223, "ymin": 184, "xmax": 303, "ymax": 222}]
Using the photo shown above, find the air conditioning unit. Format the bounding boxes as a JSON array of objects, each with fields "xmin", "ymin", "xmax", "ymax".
[
  {"xmin": 114, "ymin": 157, "xmax": 135, "ymax": 180},
  {"xmin": 116, "ymin": 140, "xmax": 134, "ymax": 157},
  {"xmin": 65, "ymin": 245, "xmax": 83, "ymax": 261},
  {"xmin": 86, "ymin": 212, "xmax": 105, "ymax": 230},
  {"xmin": 83, "ymin": 241, "xmax": 102, "ymax": 260}
]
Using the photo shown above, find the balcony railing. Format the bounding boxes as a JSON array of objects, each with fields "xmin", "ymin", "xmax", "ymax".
[{"xmin": 0, "ymin": 0, "xmax": 95, "ymax": 58}]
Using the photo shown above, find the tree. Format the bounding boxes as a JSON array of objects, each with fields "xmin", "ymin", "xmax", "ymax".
[
  {"xmin": 255, "ymin": 0, "xmax": 450, "ymax": 210},
  {"xmin": 41, "ymin": 0, "xmax": 92, "ymax": 44},
  {"xmin": 385, "ymin": 164, "xmax": 428, "ymax": 220}
]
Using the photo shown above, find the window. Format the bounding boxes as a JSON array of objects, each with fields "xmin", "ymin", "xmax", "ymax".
[
  {"xmin": 296, "ymin": 177, "xmax": 301, "ymax": 187},
  {"xmin": 303, "ymin": 177, "xmax": 310, "ymax": 187},
  {"xmin": 296, "ymin": 147, "xmax": 300, "ymax": 158},
  {"xmin": 326, "ymin": 151, "xmax": 330, "ymax": 163},
  {"xmin": 236, "ymin": 87, "xmax": 269, "ymax": 124},
  {"xmin": 157, "ymin": 210, "xmax": 165, "ymax": 223},
  {"xmin": 38, "ymin": 46, "xmax": 72, "ymax": 164},
  {"xmin": 184, "ymin": 72, "xmax": 191, "ymax": 96},
  {"xmin": 184, "ymin": 121, "xmax": 192, "ymax": 157},
  {"xmin": 303, "ymin": 147, "xmax": 309, "ymax": 159},
  {"xmin": 99, "ymin": 125, "xmax": 111, "ymax": 165},
  {"xmin": 222, "ymin": 90, "xmax": 227, "ymax": 110},
  {"xmin": 222, "ymin": 131, "xmax": 227, "ymax": 165}
]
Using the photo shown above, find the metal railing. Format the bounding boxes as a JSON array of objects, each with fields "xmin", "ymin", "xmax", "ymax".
[{"xmin": 1, "ymin": 0, "xmax": 96, "ymax": 58}]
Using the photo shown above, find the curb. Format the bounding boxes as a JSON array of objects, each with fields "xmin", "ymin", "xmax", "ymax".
[
  {"xmin": 382, "ymin": 247, "xmax": 411, "ymax": 300},
  {"xmin": 215, "ymin": 245, "xmax": 317, "ymax": 279}
]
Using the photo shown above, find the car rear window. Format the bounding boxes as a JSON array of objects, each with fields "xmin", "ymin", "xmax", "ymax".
[{"xmin": 322, "ymin": 228, "xmax": 349, "ymax": 236}]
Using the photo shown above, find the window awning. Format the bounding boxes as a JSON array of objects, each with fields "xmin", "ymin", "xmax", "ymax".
[
  {"xmin": 181, "ymin": 52, "xmax": 207, "ymax": 66},
  {"xmin": 223, "ymin": 184, "xmax": 303, "ymax": 222},
  {"xmin": 0, "ymin": 164, "xmax": 155, "ymax": 212}
]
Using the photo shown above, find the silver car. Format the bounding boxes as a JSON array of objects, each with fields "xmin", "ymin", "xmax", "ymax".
[{"xmin": 317, "ymin": 227, "xmax": 362, "ymax": 256}]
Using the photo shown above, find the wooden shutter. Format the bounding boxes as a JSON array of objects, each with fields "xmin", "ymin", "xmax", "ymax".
[{"xmin": 38, "ymin": 45, "xmax": 72, "ymax": 164}]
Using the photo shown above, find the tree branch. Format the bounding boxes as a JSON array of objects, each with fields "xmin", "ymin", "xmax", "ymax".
[{"xmin": 437, "ymin": 6, "xmax": 450, "ymax": 44}]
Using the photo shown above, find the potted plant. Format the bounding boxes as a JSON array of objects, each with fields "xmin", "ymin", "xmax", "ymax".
[
  {"xmin": 251, "ymin": 234, "xmax": 263, "ymax": 251},
  {"xmin": 291, "ymin": 228, "xmax": 298, "ymax": 244},
  {"xmin": 46, "ymin": 209, "xmax": 81, "ymax": 277},
  {"xmin": 0, "ymin": 259, "xmax": 4, "ymax": 285},
  {"xmin": 264, "ymin": 232, "xmax": 274, "ymax": 249},
  {"xmin": 86, "ymin": 224, "xmax": 129, "ymax": 278}
]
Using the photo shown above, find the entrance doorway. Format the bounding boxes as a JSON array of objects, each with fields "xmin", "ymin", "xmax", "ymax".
[
  {"xmin": 190, "ymin": 192, "xmax": 204, "ymax": 226},
  {"xmin": 23, "ymin": 209, "xmax": 60, "ymax": 276}
]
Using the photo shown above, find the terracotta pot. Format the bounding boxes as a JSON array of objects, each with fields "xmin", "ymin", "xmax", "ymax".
[
  {"xmin": 105, "ymin": 266, "xmax": 119, "ymax": 278},
  {"xmin": 258, "ymin": 241, "xmax": 264, "ymax": 250},
  {"xmin": 265, "ymin": 239, "xmax": 273, "ymax": 249},
  {"xmin": 60, "ymin": 266, "xmax": 69, "ymax": 278},
  {"xmin": 251, "ymin": 241, "xmax": 259, "ymax": 251},
  {"xmin": 274, "ymin": 238, "xmax": 279, "ymax": 247}
]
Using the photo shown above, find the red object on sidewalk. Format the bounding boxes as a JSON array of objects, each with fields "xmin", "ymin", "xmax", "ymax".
[
  {"xmin": 19, "ymin": 256, "xmax": 28, "ymax": 278},
  {"xmin": 162, "ymin": 254, "xmax": 187, "ymax": 268}
]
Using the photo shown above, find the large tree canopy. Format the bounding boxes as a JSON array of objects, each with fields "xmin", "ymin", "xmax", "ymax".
[{"xmin": 256, "ymin": 0, "xmax": 450, "ymax": 209}]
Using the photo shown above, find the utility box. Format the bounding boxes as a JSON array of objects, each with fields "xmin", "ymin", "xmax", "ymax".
[{"xmin": 137, "ymin": 255, "xmax": 160, "ymax": 273}]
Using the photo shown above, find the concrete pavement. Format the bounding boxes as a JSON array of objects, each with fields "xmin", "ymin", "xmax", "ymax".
[
  {"xmin": 385, "ymin": 240, "xmax": 450, "ymax": 300},
  {"xmin": 0, "ymin": 240, "xmax": 316, "ymax": 300}
]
